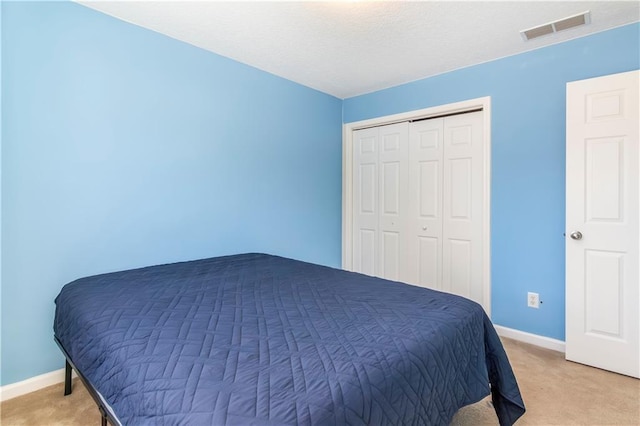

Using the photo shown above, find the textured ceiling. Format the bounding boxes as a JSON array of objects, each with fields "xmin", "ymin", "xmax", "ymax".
[{"xmin": 78, "ymin": 1, "xmax": 640, "ymax": 99}]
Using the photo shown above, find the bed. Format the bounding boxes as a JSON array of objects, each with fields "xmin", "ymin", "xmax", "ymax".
[{"xmin": 53, "ymin": 253, "xmax": 525, "ymax": 425}]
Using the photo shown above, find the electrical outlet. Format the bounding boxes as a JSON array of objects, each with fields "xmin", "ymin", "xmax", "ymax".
[{"xmin": 527, "ymin": 292, "xmax": 540, "ymax": 309}]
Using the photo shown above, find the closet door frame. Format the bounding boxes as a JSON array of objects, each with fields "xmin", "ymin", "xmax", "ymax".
[{"xmin": 342, "ymin": 97, "xmax": 492, "ymax": 315}]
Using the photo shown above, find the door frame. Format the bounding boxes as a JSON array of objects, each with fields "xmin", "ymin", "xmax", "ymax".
[{"xmin": 342, "ymin": 96, "xmax": 492, "ymax": 315}]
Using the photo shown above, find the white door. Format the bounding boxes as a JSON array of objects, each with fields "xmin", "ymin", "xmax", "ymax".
[
  {"xmin": 352, "ymin": 127, "xmax": 379, "ymax": 277},
  {"xmin": 442, "ymin": 112, "xmax": 484, "ymax": 303},
  {"xmin": 378, "ymin": 123, "xmax": 409, "ymax": 281},
  {"xmin": 566, "ymin": 70, "xmax": 639, "ymax": 378},
  {"xmin": 407, "ymin": 119, "xmax": 444, "ymax": 288},
  {"xmin": 352, "ymin": 123, "xmax": 409, "ymax": 280},
  {"xmin": 406, "ymin": 112, "xmax": 485, "ymax": 305}
]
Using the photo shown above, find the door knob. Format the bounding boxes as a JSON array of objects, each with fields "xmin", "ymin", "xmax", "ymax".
[{"xmin": 570, "ymin": 231, "xmax": 583, "ymax": 240}]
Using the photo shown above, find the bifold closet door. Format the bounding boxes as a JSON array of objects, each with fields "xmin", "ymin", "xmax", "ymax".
[
  {"xmin": 441, "ymin": 112, "xmax": 484, "ymax": 302},
  {"xmin": 352, "ymin": 122, "xmax": 409, "ymax": 280},
  {"xmin": 406, "ymin": 119, "xmax": 444, "ymax": 288},
  {"xmin": 406, "ymin": 112, "xmax": 484, "ymax": 303},
  {"xmin": 351, "ymin": 113, "xmax": 484, "ymax": 304}
]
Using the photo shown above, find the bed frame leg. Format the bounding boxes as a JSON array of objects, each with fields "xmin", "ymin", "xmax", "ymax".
[
  {"xmin": 99, "ymin": 406, "xmax": 108, "ymax": 426},
  {"xmin": 64, "ymin": 359, "xmax": 72, "ymax": 396}
]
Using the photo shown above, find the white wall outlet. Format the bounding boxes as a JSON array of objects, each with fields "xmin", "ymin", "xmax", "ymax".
[{"xmin": 527, "ymin": 292, "xmax": 540, "ymax": 308}]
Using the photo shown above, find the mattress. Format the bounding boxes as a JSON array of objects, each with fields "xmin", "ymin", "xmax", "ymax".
[{"xmin": 54, "ymin": 253, "xmax": 525, "ymax": 425}]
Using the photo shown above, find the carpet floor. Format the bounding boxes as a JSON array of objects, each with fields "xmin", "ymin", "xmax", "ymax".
[{"xmin": 1, "ymin": 337, "xmax": 639, "ymax": 425}]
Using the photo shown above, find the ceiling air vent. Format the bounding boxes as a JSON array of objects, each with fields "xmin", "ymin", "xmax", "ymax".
[{"xmin": 521, "ymin": 11, "xmax": 591, "ymax": 41}]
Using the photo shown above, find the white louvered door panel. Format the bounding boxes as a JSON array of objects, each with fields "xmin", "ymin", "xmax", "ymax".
[{"xmin": 566, "ymin": 70, "xmax": 639, "ymax": 378}]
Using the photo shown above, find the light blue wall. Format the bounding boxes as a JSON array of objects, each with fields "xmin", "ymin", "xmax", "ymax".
[
  {"xmin": 1, "ymin": 2, "xmax": 342, "ymax": 385},
  {"xmin": 0, "ymin": 0, "xmax": 3, "ymax": 388},
  {"xmin": 344, "ymin": 23, "xmax": 640, "ymax": 341}
]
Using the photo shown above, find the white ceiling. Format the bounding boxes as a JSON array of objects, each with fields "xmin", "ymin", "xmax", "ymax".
[{"xmin": 78, "ymin": 1, "xmax": 640, "ymax": 99}]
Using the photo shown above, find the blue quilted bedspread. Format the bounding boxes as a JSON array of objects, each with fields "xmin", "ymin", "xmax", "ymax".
[{"xmin": 54, "ymin": 253, "xmax": 525, "ymax": 425}]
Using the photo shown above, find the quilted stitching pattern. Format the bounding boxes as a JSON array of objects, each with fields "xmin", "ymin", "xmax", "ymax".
[{"xmin": 54, "ymin": 253, "xmax": 525, "ymax": 425}]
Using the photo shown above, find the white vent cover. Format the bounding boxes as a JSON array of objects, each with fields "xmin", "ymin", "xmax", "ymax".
[{"xmin": 521, "ymin": 11, "xmax": 591, "ymax": 41}]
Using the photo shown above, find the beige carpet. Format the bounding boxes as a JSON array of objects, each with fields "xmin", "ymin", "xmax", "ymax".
[
  {"xmin": 452, "ymin": 338, "xmax": 640, "ymax": 425},
  {"xmin": 1, "ymin": 338, "xmax": 639, "ymax": 425}
]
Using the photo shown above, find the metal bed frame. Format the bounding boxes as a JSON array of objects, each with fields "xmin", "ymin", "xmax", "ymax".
[{"xmin": 54, "ymin": 336, "xmax": 119, "ymax": 426}]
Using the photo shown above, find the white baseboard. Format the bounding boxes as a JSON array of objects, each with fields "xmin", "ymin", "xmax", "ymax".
[
  {"xmin": 494, "ymin": 324, "xmax": 566, "ymax": 353},
  {"xmin": 0, "ymin": 368, "xmax": 77, "ymax": 402}
]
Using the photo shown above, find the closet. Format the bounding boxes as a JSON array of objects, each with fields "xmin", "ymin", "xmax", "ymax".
[{"xmin": 350, "ymin": 110, "xmax": 485, "ymax": 305}]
